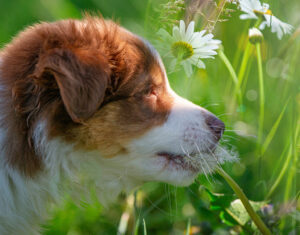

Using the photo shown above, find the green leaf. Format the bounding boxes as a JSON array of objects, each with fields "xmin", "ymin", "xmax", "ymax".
[
  {"xmin": 205, "ymin": 188, "xmax": 235, "ymax": 211},
  {"xmin": 226, "ymin": 199, "xmax": 268, "ymax": 226},
  {"xmin": 219, "ymin": 211, "xmax": 238, "ymax": 226}
]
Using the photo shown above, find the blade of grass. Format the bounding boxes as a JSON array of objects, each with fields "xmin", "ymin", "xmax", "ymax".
[
  {"xmin": 216, "ymin": 167, "xmax": 271, "ymax": 235},
  {"xmin": 241, "ymin": 55, "xmax": 254, "ymax": 93},
  {"xmin": 268, "ymin": 142, "xmax": 289, "ymax": 182},
  {"xmin": 143, "ymin": 218, "xmax": 147, "ymax": 235},
  {"xmin": 265, "ymin": 144, "xmax": 292, "ymax": 199},
  {"xmin": 218, "ymin": 48, "xmax": 243, "ymax": 106},
  {"xmin": 237, "ymin": 41, "xmax": 251, "ymax": 88},
  {"xmin": 281, "ymin": 114, "xmax": 299, "ymax": 229},
  {"xmin": 261, "ymin": 98, "xmax": 290, "ymax": 155},
  {"xmin": 142, "ymin": 194, "xmax": 168, "ymax": 217},
  {"xmin": 134, "ymin": 218, "xmax": 140, "ymax": 235},
  {"xmin": 256, "ymin": 43, "xmax": 265, "ymax": 149},
  {"xmin": 283, "ymin": 116, "xmax": 299, "ymax": 202},
  {"xmin": 185, "ymin": 218, "xmax": 191, "ymax": 235}
]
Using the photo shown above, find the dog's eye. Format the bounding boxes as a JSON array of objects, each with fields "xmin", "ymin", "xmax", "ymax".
[{"xmin": 145, "ymin": 87, "xmax": 158, "ymax": 102}]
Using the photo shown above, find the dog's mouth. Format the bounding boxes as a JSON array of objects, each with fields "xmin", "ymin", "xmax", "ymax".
[
  {"xmin": 157, "ymin": 151, "xmax": 208, "ymax": 172},
  {"xmin": 155, "ymin": 141, "xmax": 238, "ymax": 176}
]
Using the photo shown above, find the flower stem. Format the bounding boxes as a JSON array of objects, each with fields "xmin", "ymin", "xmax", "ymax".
[
  {"xmin": 256, "ymin": 43, "xmax": 264, "ymax": 147},
  {"xmin": 218, "ymin": 49, "xmax": 242, "ymax": 105},
  {"xmin": 237, "ymin": 19, "xmax": 262, "ymax": 90},
  {"xmin": 216, "ymin": 168, "xmax": 271, "ymax": 235},
  {"xmin": 237, "ymin": 42, "xmax": 251, "ymax": 89}
]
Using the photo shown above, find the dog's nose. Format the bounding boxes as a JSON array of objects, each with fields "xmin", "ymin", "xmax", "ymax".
[{"xmin": 205, "ymin": 114, "xmax": 225, "ymax": 141}]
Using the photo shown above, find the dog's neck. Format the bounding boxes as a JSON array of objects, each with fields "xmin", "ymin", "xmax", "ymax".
[
  {"xmin": 0, "ymin": 119, "xmax": 139, "ymax": 234},
  {"xmin": 33, "ymin": 121, "xmax": 141, "ymax": 202}
]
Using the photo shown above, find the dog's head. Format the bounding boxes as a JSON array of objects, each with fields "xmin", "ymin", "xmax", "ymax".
[{"xmin": 0, "ymin": 17, "xmax": 231, "ymax": 187}]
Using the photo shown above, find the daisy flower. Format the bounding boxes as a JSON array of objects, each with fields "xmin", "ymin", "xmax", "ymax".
[
  {"xmin": 238, "ymin": 0, "xmax": 293, "ymax": 39},
  {"xmin": 248, "ymin": 27, "xmax": 263, "ymax": 44},
  {"xmin": 157, "ymin": 20, "xmax": 221, "ymax": 77}
]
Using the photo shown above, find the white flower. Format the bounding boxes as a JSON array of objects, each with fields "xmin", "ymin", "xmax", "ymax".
[
  {"xmin": 259, "ymin": 15, "xmax": 293, "ymax": 40},
  {"xmin": 157, "ymin": 20, "xmax": 221, "ymax": 77},
  {"xmin": 238, "ymin": 0, "xmax": 293, "ymax": 39},
  {"xmin": 248, "ymin": 27, "xmax": 263, "ymax": 44}
]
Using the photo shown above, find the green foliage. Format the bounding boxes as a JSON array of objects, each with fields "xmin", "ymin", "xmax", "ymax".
[
  {"xmin": 43, "ymin": 199, "xmax": 117, "ymax": 235},
  {"xmin": 0, "ymin": 0, "xmax": 299, "ymax": 234}
]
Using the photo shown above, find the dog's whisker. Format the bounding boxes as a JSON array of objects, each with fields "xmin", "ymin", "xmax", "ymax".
[{"xmin": 192, "ymin": 142, "xmax": 213, "ymax": 181}]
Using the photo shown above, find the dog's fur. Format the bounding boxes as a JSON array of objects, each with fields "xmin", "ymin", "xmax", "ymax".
[{"xmin": 0, "ymin": 17, "xmax": 234, "ymax": 234}]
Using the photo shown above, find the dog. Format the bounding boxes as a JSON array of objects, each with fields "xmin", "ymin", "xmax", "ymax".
[{"xmin": 0, "ymin": 16, "xmax": 232, "ymax": 234}]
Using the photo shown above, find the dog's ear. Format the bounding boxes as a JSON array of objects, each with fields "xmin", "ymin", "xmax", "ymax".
[{"xmin": 35, "ymin": 48, "xmax": 110, "ymax": 123}]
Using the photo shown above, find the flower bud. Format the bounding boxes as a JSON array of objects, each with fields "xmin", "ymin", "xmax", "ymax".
[{"xmin": 248, "ymin": 27, "xmax": 263, "ymax": 44}]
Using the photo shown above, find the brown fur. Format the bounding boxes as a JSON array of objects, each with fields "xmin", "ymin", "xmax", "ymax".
[{"xmin": 0, "ymin": 16, "xmax": 173, "ymax": 176}]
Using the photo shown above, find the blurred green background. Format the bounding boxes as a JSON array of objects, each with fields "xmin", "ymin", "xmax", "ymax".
[{"xmin": 0, "ymin": 0, "xmax": 299, "ymax": 234}]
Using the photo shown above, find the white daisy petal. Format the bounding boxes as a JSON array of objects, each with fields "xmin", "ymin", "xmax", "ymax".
[
  {"xmin": 172, "ymin": 26, "xmax": 181, "ymax": 41},
  {"xmin": 179, "ymin": 20, "xmax": 186, "ymax": 39},
  {"xmin": 182, "ymin": 61, "xmax": 193, "ymax": 77},
  {"xmin": 194, "ymin": 49, "xmax": 218, "ymax": 55},
  {"xmin": 185, "ymin": 21, "xmax": 195, "ymax": 42},
  {"xmin": 189, "ymin": 32, "xmax": 200, "ymax": 44},
  {"xmin": 262, "ymin": 14, "xmax": 294, "ymax": 39},
  {"xmin": 202, "ymin": 33, "xmax": 214, "ymax": 41},
  {"xmin": 259, "ymin": 21, "xmax": 268, "ymax": 30},
  {"xmin": 262, "ymin": 3, "xmax": 269, "ymax": 11},
  {"xmin": 240, "ymin": 13, "xmax": 257, "ymax": 20},
  {"xmin": 239, "ymin": 0, "xmax": 261, "ymax": 19},
  {"xmin": 199, "ymin": 30, "xmax": 206, "ymax": 37},
  {"xmin": 193, "ymin": 37, "xmax": 211, "ymax": 47},
  {"xmin": 191, "ymin": 58, "xmax": 206, "ymax": 69},
  {"xmin": 197, "ymin": 45, "xmax": 219, "ymax": 51}
]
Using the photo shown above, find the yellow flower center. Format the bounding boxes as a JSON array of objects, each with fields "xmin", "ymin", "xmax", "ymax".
[
  {"xmin": 171, "ymin": 41, "xmax": 194, "ymax": 60},
  {"xmin": 265, "ymin": 9, "xmax": 272, "ymax": 15},
  {"xmin": 253, "ymin": 9, "xmax": 272, "ymax": 16}
]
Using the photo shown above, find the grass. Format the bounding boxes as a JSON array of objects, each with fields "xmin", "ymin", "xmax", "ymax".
[
  {"xmin": 0, "ymin": 0, "xmax": 299, "ymax": 234},
  {"xmin": 255, "ymin": 42, "xmax": 265, "ymax": 151},
  {"xmin": 218, "ymin": 48, "xmax": 243, "ymax": 106}
]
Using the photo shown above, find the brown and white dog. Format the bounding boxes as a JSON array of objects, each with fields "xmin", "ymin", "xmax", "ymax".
[{"xmin": 0, "ymin": 17, "xmax": 234, "ymax": 234}]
